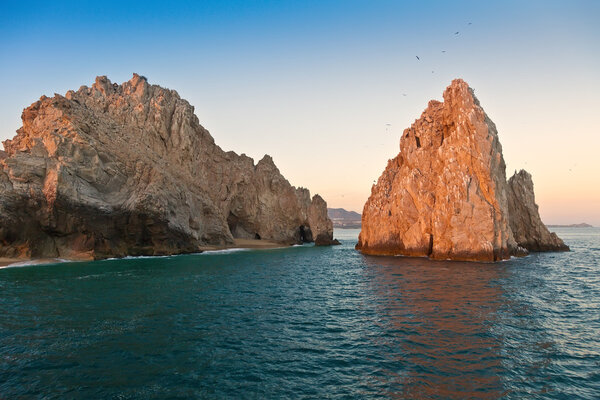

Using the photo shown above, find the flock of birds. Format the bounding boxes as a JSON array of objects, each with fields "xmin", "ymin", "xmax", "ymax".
[
  {"xmin": 389, "ymin": 22, "xmax": 473, "ymax": 128},
  {"xmin": 353, "ymin": 22, "xmax": 476, "ymax": 193}
]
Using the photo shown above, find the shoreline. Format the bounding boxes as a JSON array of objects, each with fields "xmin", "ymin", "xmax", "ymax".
[
  {"xmin": 199, "ymin": 238, "xmax": 289, "ymax": 251},
  {"xmin": 0, "ymin": 257, "xmax": 29, "ymax": 267},
  {"xmin": 0, "ymin": 239, "xmax": 291, "ymax": 268}
]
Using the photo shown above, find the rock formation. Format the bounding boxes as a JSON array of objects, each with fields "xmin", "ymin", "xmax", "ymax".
[
  {"xmin": 507, "ymin": 170, "xmax": 569, "ymax": 252},
  {"xmin": 356, "ymin": 79, "xmax": 568, "ymax": 261},
  {"xmin": 0, "ymin": 74, "xmax": 334, "ymax": 260}
]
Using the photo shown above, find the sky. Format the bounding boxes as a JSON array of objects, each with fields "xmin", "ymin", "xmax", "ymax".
[{"xmin": 1, "ymin": 0, "xmax": 599, "ymax": 225}]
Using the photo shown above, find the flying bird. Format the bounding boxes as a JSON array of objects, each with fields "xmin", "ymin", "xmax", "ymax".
[
  {"xmin": 468, "ymin": 22, "xmax": 472, "ymax": 25},
  {"xmin": 402, "ymin": 93, "xmax": 407, "ymax": 96},
  {"xmin": 416, "ymin": 56, "xmax": 420, "ymax": 60},
  {"xmin": 442, "ymin": 50, "xmax": 446, "ymax": 53},
  {"xmin": 455, "ymin": 31, "xmax": 459, "ymax": 35}
]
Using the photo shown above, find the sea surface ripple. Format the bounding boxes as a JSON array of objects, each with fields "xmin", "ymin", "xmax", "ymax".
[{"xmin": 1, "ymin": 228, "xmax": 599, "ymax": 399}]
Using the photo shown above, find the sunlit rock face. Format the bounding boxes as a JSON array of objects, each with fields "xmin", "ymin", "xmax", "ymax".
[
  {"xmin": 356, "ymin": 79, "xmax": 567, "ymax": 262},
  {"xmin": 0, "ymin": 74, "xmax": 333, "ymax": 260}
]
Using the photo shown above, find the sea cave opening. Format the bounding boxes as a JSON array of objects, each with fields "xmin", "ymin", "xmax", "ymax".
[{"xmin": 299, "ymin": 225, "xmax": 313, "ymax": 243}]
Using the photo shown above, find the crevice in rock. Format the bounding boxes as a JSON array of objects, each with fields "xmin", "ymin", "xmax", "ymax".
[
  {"xmin": 466, "ymin": 177, "xmax": 472, "ymax": 202},
  {"xmin": 415, "ymin": 136, "xmax": 421, "ymax": 148},
  {"xmin": 428, "ymin": 234, "xmax": 434, "ymax": 256}
]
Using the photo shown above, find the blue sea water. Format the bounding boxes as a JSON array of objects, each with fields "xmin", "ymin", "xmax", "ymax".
[{"xmin": 0, "ymin": 228, "xmax": 599, "ymax": 399}]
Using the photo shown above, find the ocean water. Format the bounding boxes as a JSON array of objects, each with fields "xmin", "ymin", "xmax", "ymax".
[{"xmin": 1, "ymin": 228, "xmax": 599, "ymax": 399}]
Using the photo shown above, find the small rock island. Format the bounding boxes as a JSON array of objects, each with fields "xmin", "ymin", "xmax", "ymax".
[
  {"xmin": 0, "ymin": 74, "xmax": 335, "ymax": 261},
  {"xmin": 356, "ymin": 79, "xmax": 568, "ymax": 261}
]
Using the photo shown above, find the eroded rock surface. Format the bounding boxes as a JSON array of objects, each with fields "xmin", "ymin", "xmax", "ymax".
[
  {"xmin": 356, "ymin": 79, "xmax": 567, "ymax": 261},
  {"xmin": 507, "ymin": 170, "xmax": 569, "ymax": 252},
  {"xmin": 308, "ymin": 194, "xmax": 339, "ymax": 245},
  {"xmin": 0, "ymin": 74, "xmax": 334, "ymax": 260}
]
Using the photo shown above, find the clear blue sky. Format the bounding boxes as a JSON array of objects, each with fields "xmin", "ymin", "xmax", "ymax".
[{"xmin": 1, "ymin": 0, "xmax": 599, "ymax": 224}]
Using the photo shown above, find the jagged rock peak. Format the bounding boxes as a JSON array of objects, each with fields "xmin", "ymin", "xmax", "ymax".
[
  {"xmin": 357, "ymin": 79, "xmax": 567, "ymax": 262},
  {"xmin": 507, "ymin": 170, "xmax": 569, "ymax": 252},
  {"xmin": 0, "ymin": 74, "xmax": 335, "ymax": 260}
]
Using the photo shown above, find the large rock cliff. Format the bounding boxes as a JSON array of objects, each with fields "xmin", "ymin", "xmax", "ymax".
[
  {"xmin": 0, "ymin": 74, "xmax": 334, "ymax": 260},
  {"xmin": 356, "ymin": 79, "xmax": 567, "ymax": 261}
]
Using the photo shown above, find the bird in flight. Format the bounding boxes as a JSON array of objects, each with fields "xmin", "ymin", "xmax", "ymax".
[
  {"xmin": 468, "ymin": 22, "xmax": 472, "ymax": 25},
  {"xmin": 402, "ymin": 93, "xmax": 407, "ymax": 97},
  {"xmin": 416, "ymin": 56, "xmax": 420, "ymax": 60},
  {"xmin": 455, "ymin": 31, "xmax": 459, "ymax": 35},
  {"xmin": 442, "ymin": 50, "xmax": 446, "ymax": 53}
]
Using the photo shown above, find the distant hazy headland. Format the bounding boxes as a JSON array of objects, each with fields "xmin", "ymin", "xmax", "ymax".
[
  {"xmin": 546, "ymin": 223, "xmax": 594, "ymax": 228},
  {"xmin": 328, "ymin": 208, "xmax": 361, "ymax": 229}
]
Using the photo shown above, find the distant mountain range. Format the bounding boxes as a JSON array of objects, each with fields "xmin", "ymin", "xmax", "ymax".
[
  {"xmin": 546, "ymin": 223, "xmax": 594, "ymax": 228},
  {"xmin": 328, "ymin": 208, "xmax": 362, "ymax": 228}
]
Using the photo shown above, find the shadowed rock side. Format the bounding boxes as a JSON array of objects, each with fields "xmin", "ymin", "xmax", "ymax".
[
  {"xmin": 507, "ymin": 170, "xmax": 569, "ymax": 252},
  {"xmin": 356, "ymin": 79, "xmax": 567, "ymax": 262},
  {"xmin": 308, "ymin": 195, "xmax": 340, "ymax": 245},
  {"xmin": 0, "ymin": 74, "xmax": 334, "ymax": 260}
]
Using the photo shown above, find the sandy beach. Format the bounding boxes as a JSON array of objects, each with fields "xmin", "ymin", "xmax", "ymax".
[
  {"xmin": 0, "ymin": 239, "xmax": 290, "ymax": 268},
  {"xmin": 199, "ymin": 238, "xmax": 289, "ymax": 251},
  {"xmin": 0, "ymin": 257, "xmax": 28, "ymax": 267}
]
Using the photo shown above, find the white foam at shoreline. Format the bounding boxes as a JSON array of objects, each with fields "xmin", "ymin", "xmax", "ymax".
[
  {"xmin": 201, "ymin": 248, "xmax": 252, "ymax": 254},
  {"xmin": 0, "ymin": 258, "xmax": 72, "ymax": 269},
  {"xmin": 1, "ymin": 243, "xmax": 313, "ymax": 267}
]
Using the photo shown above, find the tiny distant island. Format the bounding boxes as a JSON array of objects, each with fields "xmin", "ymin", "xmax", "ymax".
[
  {"xmin": 328, "ymin": 208, "xmax": 362, "ymax": 228},
  {"xmin": 546, "ymin": 223, "xmax": 594, "ymax": 228}
]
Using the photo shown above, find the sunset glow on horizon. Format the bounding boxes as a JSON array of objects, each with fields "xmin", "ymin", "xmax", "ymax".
[{"xmin": 1, "ymin": 0, "xmax": 598, "ymax": 225}]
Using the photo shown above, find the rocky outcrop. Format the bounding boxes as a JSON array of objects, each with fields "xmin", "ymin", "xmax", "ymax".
[
  {"xmin": 0, "ymin": 74, "xmax": 334, "ymax": 260},
  {"xmin": 507, "ymin": 170, "xmax": 569, "ymax": 252},
  {"xmin": 356, "ymin": 79, "xmax": 567, "ymax": 261},
  {"xmin": 308, "ymin": 195, "xmax": 340, "ymax": 245}
]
